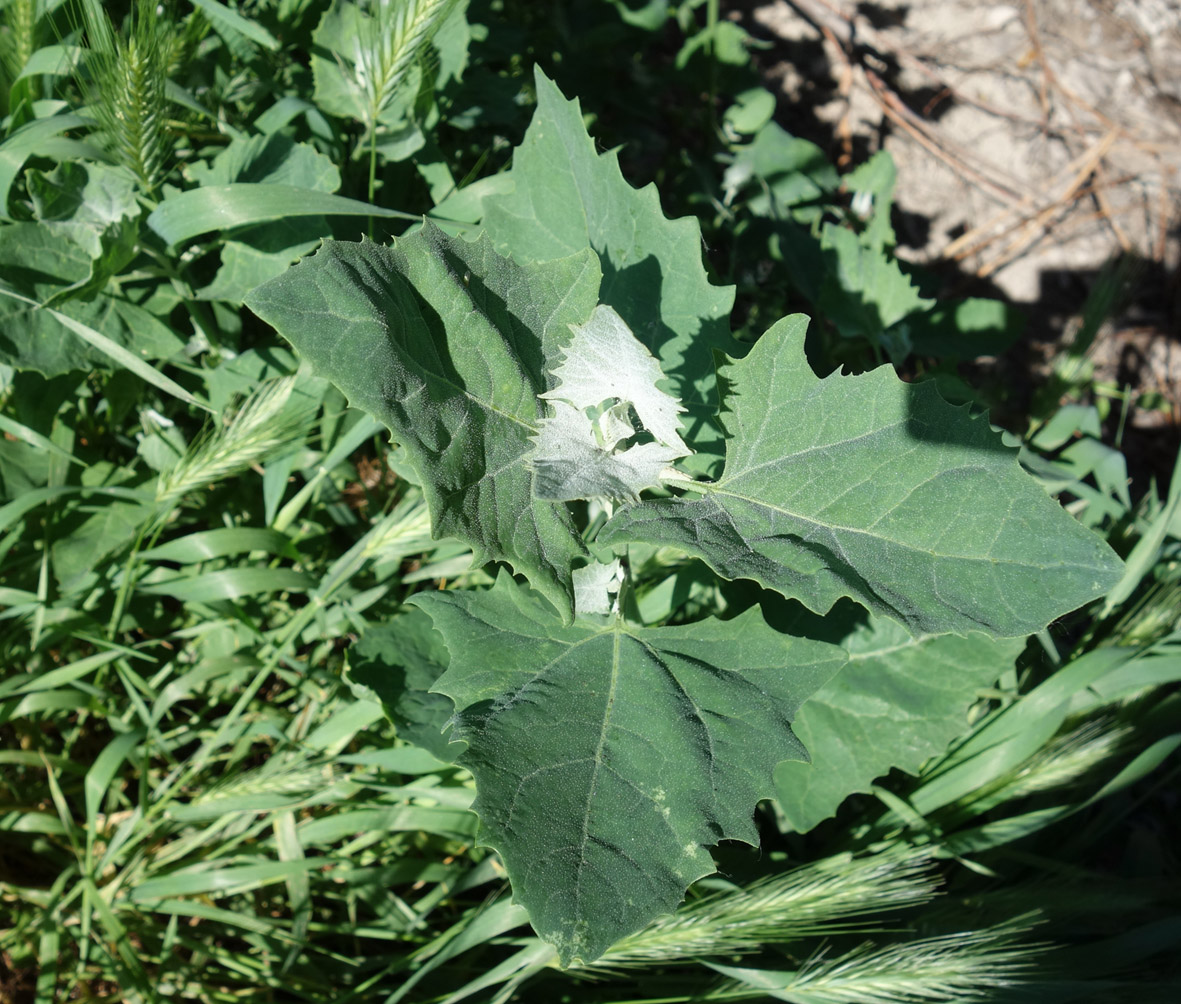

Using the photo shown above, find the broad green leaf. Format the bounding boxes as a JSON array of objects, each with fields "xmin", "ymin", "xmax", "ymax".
[
  {"xmin": 907, "ymin": 297, "xmax": 1025, "ymax": 359},
  {"xmin": 774, "ymin": 608, "xmax": 1025, "ymax": 832},
  {"xmin": 347, "ymin": 608, "xmax": 460, "ymax": 762},
  {"xmin": 484, "ymin": 68, "xmax": 735, "ymax": 466},
  {"xmin": 721, "ymin": 122, "xmax": 837, "ymax": 216},
  {"xmin": 0, "ymin": 227, "xmax": 182, "ymax": 377},
  {"xmin": 245, "ymin": 224, "xmax": 601, "ymax": 619},
  {"xmin": 309, "ymin": 0, "xmax": 451, "ymax": 142},
  {"xmin": 25, "ymin": 161, "xmax": 140, "ymax": 305},
  {"xmin": 843, "ymin": 150, "xmax": 897, "ymax": 251},
  {"xmin": 186, "ymin": 133, "xmax": 341, "ymax": 191},
  {"xmin": 196, "ymin": 221, "xmax": 325, "ymax": 305},
  {"xmin": 414, "ymin": 572, "xmax": 847, "ymax": 965},
  {"xmin": 190, "ymin": 0, "xmax": 280, "ymax": 51},
  {"xmin": 49, "ymin": 309, "xmax": 211, "ymax": 412},
  {"xmin": 52, "ymin": 497, "xmax": 154, "ymax": 591},
  {"xmin": 0, "ymin": 112, "xmax": 88, "ymax": 221},
  {"xmin": 310, "ymin": 0, "xmax": 383, "ymax": 124},
  {"xmin": 602, "ymin": 315, "xmax": 1124, "ymax": 637}
]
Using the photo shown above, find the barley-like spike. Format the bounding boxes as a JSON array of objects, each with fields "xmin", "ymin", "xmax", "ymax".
[
  {"xmin": 0, "ymin": 0, "xmax": 39, "ymax": 81},
  {"xmin": 157, "ymin": 377, "xmax": 314, "ymax": 507},
  {"xmin": 77, "ymin": 0, "xmax": 174, "ymax": 192},
  {"xmin": 581, "ymin": 849, "xmax": 939, "ymax": 970}
]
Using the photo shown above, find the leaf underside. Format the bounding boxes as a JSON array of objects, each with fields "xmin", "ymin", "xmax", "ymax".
[
  {"xmin": 414, "ymin": 572, "xmax": 846, "ymax": 965},
  {"xmin": 530, "ymin": 303, "xmax": 690, "ymax": 501},
  {"xmin": 245, "ymin": 223, "xmax": 600, "ymax": 620},
  {"xmin": 601, "ymin": 315, "xmax": 1124, "ymax": 638}
]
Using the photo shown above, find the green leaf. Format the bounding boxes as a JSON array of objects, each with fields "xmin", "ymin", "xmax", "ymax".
[
  {"xmin": 0, "ymin": 227, "xmax": 182, "ymax": 377},
  {"xmin": 817, "ymin": 223, "xmax": 932, "ymax": 340},
  {"xmin": 0, "ymin": 112, "xmax": 89, "ymax": 221},
  {"xmin": 52, "ymin": 497, "xmax": 154, "ymax": 591},
  {"xmin": 602, "ymin": 315, "xmax": 1124, "ymax": 637},
  {"xmin": 722, "ymin": 122, "xmax": 837, "ymax": 217},
  {"xmin": 774, "ymin": 608, "xmax": 1025, "ymax": 832},
  {"xmin": 136, "ymin": 567, "xmax": 313, "ymax": 603},
  {"xmin": 347, "ymin": 608, "xmax": 460, "ymax": 761},
  {"xmin": 843, "ymin": 150, "xmax": 897, "ymax": 251},
  {"xmin": 187, "ymin": 133, "xmax": 341, "ymax": 191},
  {"xmin": 25, "ymin": 161, "xmax": 140, "ymax": 305},
  {"xmin": 484, "ymin": 68, "xmax": 735, "ymax": 467},
  {"xmin": 414, "ymin": 572, "xmax": 846, "ymax": 966},
  {"xmin": 906, "ymin": 297, "xmax": 1026, "ymax": 359},
  {"xmin": 195, "ymin": 230, "xmax": 324, "ymax": 305},
  {"xmin": 246, "ymin": 224, "xmax": 601, "ymax": 619},
  {"xmin": 190, "ymin": 0, "xmax": 280, "ymax": 51},
  {"xmin": 145, "ymin": 184, "xmax": 416, "ymax": 246}
]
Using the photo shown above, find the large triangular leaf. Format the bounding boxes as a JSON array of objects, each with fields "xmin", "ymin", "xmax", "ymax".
[
  {"xmin": 245, "ymin": 224, "xmax": 601, "ymax": 619},
  {"xmin": 413, "ymin": 572, "xmax": 846, "ymax": 966},
  {"xmin": 484, "ymin": 67, "xmax": 735, "ymax": 469},
  {"xmin": 774, "ymin": 606, "xmax": 1025, "ymax": 832},
  {"xmin": 601, "ymin": 315, "xmax": 1124, "ymax": 637}
]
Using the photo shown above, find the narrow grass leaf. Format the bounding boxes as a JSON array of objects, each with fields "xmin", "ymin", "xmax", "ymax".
[
  {"xmin": 0, "ymin": 648, "xmax": 124, "ymax": 698},
  {"xmin": 190, "ymin": 0, "xmax": 279, "ymax": 51},
  {"xmin": 296, "ymin": 804, "xmax": 477, "ymax": 845},
  {"xmin": 910, "ymin": 646, "xmax": 1136, "ymax": 815},
  {"xmin": 84, "ymin": 729, "xmax": 145, "ymax": 826},
  {"xmin": 139, "ymin": 527, "xmax": 301, "ymax": 563},
  {"xmin": 129, "ymin": 858, "xmax": 328, "ymax": 901},
  {"xmin": 135, "ymin": 567, "xmax": 312, "ymax": 603},
  {"xmin": 0, "ymin": 412, "xmax": 84, "ymax": 465},
  {"xmin": 49, "ymin": 308, "xmax": 214, "ymax": 412},
  {"xmin": 384, "ymin": 900, "xmax": 532, "ymax": 1004},
  {"xmin": 1102, "ymin": 444, "xmax": 1181, "ymax": 615},
  {"xmin": 146, "ymin": 183, "xmax": 418, "ymax": 245}
]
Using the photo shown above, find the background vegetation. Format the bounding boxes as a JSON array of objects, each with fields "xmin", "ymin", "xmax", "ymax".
[{"xmin": 0, "ymin": 1, "xmax": 1177, "ymax": 1002}]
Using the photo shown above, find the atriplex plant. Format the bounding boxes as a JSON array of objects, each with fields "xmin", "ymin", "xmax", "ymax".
[{"xmin": 246, "ymin": 69, "xmax": 1125, "ymax": 966}]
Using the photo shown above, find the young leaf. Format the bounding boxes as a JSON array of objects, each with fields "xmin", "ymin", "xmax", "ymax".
[
  {"xmin": 25, "ymin": 161, "xmax": 139, "ymax": 306},
  {"xmin": 572, "ymin": 558, "xmax": 625, "ymax": 617},
  {"xmin": 484, "ymin": 68, "xmax": 735, "ymax": 468},
  {"xmin": 529, "ymin": 304, "xmax": 691, "ymax": 501},
  {"xmin": 775, "ymin": 611, "xmax": 1025, "ymax": 832},
  {"xmin": 542, "ymin": 304, "xmax": 687, "ymax": 450},
  {"xmin": 531, "ymin": 399, "xmax": 687, "ymax": 502},
  {"xmin": 245, "ymin": 224, "xmax": 600, "ymax": 619},
  {"xmin": 413, "ymin": 572, "xmax": 847, "ymax": 966},
  {"xmin": 601, "ymin": 315, "xmax": 1124, "ymax": 637},
  {"xmin": 817, "ymin": 223, "xmax": 932, "ymax": 342}
]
